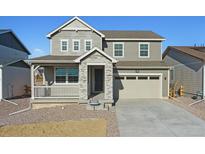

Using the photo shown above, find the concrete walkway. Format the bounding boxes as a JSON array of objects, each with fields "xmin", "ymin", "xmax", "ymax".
[{"xmin": 116, "ymin": 99, "xmax": 205, "ymax": 137}]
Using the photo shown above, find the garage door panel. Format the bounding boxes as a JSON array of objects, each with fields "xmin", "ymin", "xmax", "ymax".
[{"xmin": 114, "ymin": 75, "xmax": 162, "ymax": 99}]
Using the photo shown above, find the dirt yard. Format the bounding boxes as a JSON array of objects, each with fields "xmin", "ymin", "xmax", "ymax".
[
  {"xmin": 0, "ymin": 99, "xmax": 119, "ymax": 137},
  {"xmin": 0, "ymin": 119, "xmax": 106, "ymax": 137},
  {"xmin": 0, "ymin": 98, "xmax": 30, "ymax": 118},
  {"xmin": 168, "ymin": 96, "xmax": 205, "ymax": 121}
]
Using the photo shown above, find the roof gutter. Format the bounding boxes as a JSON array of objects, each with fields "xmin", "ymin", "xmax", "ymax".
[
  {"xmin": 164, "ymin": 47, "xmax": 205, "ymax": 62},
  {"xmin": 115, "ymin": 66, "xmax": 171, "ymax": 69},
  {"xmin": 105, "ymin": 38, "xmax": 166, "ymax": 41},
  {"xmin": 28, "ymin": 60, "xmax": 77, "ymax": 64}
]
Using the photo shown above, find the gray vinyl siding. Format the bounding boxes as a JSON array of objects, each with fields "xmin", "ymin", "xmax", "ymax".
[
  {"xmin": 103, "ymin": 41, "xmax": 162, "ymax": 61},
  {"xmin": 0, "ymin": 32, "xmax": 30, "ymax": 99},
  {"xmin": 51, "ymin": 31, "xmax": 102, "ymax": 56},
  {"xmin": 0, "ymin": 45, "xmax": 28, "ymax": 65},
  {"xmin": 164, "ymin": 49, "xmax": 203, "ymax": 96},
  {"xmin": 114, "ymin": 69, "xmax": 169, "ymax": 97},
  {"xmin": 2, "ymin": 66, "xmax": 30, "ymax": 99}
]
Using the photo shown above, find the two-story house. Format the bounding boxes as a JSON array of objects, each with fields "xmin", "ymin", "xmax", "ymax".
[
  {"xmin": 0, "ymin": 29, "xmax": 30, "ymax": 100},
  {"xmin": 163, "ymin": 46, "xmax": 205, "ymax": 98},
  {"xmin": 29, "ymin": 17, "xmax": 170, "ymax": 105}
]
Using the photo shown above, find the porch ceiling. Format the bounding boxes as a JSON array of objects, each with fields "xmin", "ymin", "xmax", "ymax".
[{"xmin": 29, "ymin": 55, "xmax": 79, "ymax": 64}]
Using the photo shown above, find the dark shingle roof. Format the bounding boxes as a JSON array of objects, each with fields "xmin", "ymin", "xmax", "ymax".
[
  {"xmin": 115, "ymin": 61, "xmax": 170, "ymax": 68},
  {"xmin": 0, "ymin": 29, "xmax": 10, "ymax": 34},
  {"xmin": 100, "ymin": 30, "xmax": 165, "ymax": 40},
  {"xmin": 0, "ymin": 29, "xmax": 30, "ymax": 54},
  {"xmin": 163, "ymin": 46, "xmax": 205, "ymax": 61}
]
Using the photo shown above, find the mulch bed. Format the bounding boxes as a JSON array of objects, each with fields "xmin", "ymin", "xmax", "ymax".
[
  {"xmin": 168, "ymin": 97, "xmax": 205, "ymax": 122},
  {"xmin": 0, "ymin": 102, "xmax": 119, "ymax": 137}
]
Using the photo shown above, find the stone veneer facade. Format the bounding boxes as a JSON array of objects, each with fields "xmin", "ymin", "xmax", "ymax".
[{"xmin": 79, "ymin": 50, "xmax": 113, "ymax": 102}]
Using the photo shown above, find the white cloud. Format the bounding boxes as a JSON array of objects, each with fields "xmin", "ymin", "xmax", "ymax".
[
  {"xmin": 30, "ymin": 48, "xmax": 48, "ymax": 58},
  {"xmin": 33, "ymin": 48, "xmax": 44, "ymax": 52}
]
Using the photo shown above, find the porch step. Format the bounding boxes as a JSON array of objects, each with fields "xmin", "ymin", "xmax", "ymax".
[{"xmin": 31, "ymin": 98, "xmax": 79, "ymax": 103}]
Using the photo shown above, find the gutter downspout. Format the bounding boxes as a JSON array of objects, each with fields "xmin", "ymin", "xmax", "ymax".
[{"xmin": 9, "ymin": 100, "xmax": 31, "ymax": 116}]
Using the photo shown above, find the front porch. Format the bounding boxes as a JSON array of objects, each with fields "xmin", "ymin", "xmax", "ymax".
[
  {"xmin": 30, "ymin": 48, "xmax": 116, "ymax": 104},
  {"xmin": 31, "ymin": 63, "xmax": 80, "ymax": 103},
  {"xmin": 31, "ymin": 64, "xmax": 108, "ymax": 103}
]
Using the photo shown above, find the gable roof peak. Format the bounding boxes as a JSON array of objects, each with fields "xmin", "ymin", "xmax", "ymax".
[
  {"xmin": 46, "ymin": 16, "xmax": 105, "ymax": 38},
  {"xmin": 163, "ymin": 46, "xmax": 205, "ymax": 61},
  {"xmin": 0, "ymin": 29, "xmax": 30, "ymax": 55},
  {"xmin": 74, "ymin": 47, "xmax": 117, "ymax": 63}
]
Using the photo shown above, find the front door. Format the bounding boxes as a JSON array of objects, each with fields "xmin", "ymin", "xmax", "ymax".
[{"xmin": 94, "ymin": 69, "xmax": 104, "ymax": 92}]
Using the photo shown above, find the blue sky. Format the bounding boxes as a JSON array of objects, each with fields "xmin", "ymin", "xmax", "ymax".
[{"xmin": 0, "ymin": 16, "xmax": 205, "ymax": 58}]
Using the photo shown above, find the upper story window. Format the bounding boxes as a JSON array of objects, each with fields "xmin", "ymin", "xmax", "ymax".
[
  {"xmin": 139, "ymin": 43, "xmax": 150, "ymax": 58},
  {"xmin": 55, "ymin": 67, "xmax": 79, "ymax": 83},
  {"xmin": 73, "ymin": 39, "xmax": 80, "ymax": 52},
  {"xmin": 60, "ymin": 39, "xmax": 68, "ymax": 52},
  {"xmin": 85, "ymin": 40, "xmax": 92, "ymax": 51},
  {"xmin": 113, "ymin": 42, "xmax": 124, "ymax": 57}
]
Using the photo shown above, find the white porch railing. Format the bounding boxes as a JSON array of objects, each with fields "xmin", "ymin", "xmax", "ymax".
[{"xmin": 34, "ymin": 85, "xmax": 79, "ymax": 99}]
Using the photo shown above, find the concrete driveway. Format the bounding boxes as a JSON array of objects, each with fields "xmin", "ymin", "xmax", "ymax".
[{"xmin": 116, "ymin": 99, "xmax": 205, "ymax": 137}]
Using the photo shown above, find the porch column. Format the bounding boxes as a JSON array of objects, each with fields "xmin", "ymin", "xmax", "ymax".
[
  {"xmin": 104, "ymin": 63, "xmax": 113, "ymax": 100},
  {"xmin": 79, "ymin": 62, "xmax": 88, "ymax": 100},
  {"xmin": 31, "ymin": 65, "xmax": 34, "ymax": 99},
  {"xmin": 0, "ymin": 66, "xmax": 2, "ymax": 100}
]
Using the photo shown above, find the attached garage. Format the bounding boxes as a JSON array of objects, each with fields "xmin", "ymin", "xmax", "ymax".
[{"xmin": 114, "ymin": 73, "xmax": 162, "ymax": 99}]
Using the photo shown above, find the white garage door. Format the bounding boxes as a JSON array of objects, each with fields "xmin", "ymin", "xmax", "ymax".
[{"xmin": 114, "ymin": 74, "xmax": 162, "ymax": 99}]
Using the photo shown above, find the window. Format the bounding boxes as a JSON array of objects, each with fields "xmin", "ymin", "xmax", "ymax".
[
  {"xmin": 115, "ymin": 76, "xmax": 124, "ymax": 80},
  {"xmin": 61, "ymin": 40, "xmax": 68, "ymax": 52},
  {"xmin": 55, "ymin": 68, "xmax": 79, "ymax": 83},
  {"xmin": 73, "ymin": 40, "xmax": 80, "ymax": 52},
  {"xmin": 138, "ymin": 76, "xmax": 148, "ymax": 80},
  {"xmin": 55, "ymin": 68, "xmax": 67, "ymax": 83},
  {"xmin": 139, "ymin": 43, "xmax": 149, "ymax": 58},
  {"xmin": 113, "ymin": 43, "xmax": 124, "ymax": 57},
  {"xmin": 149, "ymin": 76, "xmax": 160, "ymax": 80},
  {"xmin": 85, "ymin": 40, "xmax": 92, "ymax": 51},
  {"xmin": 67, "ymin": 68, "xmax": 79, "ymax": 83},
  {"xmin": 126, "ymin": 76, "xmax": 136, "ymax": 80}
]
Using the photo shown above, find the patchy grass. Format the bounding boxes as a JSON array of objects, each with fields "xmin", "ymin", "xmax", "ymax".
[{"xmin": 0, "ymin": 119, "xmax": 106, "ymax": 137}]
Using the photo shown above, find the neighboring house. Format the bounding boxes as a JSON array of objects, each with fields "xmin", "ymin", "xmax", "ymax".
[
  {"xmin": 29, "ymin": 17, "xmax": 170, "ymax": 105},
  {"xmin": 0, "ymin": 29, "xmax": 30, "ymax": 99},
  {"xmin": 163, "ymin": 46, "xmax": 205, "ymax": 98}
]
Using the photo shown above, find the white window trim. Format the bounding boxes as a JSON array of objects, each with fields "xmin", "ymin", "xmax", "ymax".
[
  {"xmin": 60, "ymin": 39, "xmax": 69, "ymax": 52},
  {"xmin": 72, "ymin": 39, "xmax": 80, "ymax": 52},
  {"xmin": 54, "ymin": 67, "xmax": 79, "ymax": 85},
  {"xmin": 84, "ymin": 40, "xmax": 92, "ymax": 52},
  {"xmin": 113, "ymin": 42, "xmax": 124, "ymax": 58},
  {"xmin": 138, "ymin": 42, "xmax": 150, "ymax": 58}
]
